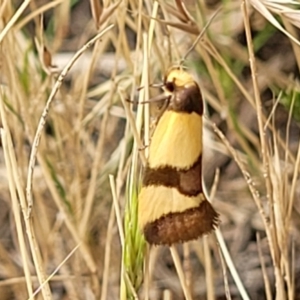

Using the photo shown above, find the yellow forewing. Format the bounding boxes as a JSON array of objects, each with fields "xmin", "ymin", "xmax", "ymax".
[{"xmin": 148, "ymin": 111, "xmax": 202, "ymax": 169}]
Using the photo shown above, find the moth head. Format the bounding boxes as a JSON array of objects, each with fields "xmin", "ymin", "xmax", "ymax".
[
  {"xmin": 164, "ymin": 67, "xmax": 196, "ymax": 94},
  {"xmin": 162, "ymin": 67, "xmax": 202, "ymax": 114}
]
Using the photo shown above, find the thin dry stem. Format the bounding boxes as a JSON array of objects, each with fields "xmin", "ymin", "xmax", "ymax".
[
  {"xmin": 119, "ymin": 91, "xmax": 147, "ymax": 165},
  {"xmin": 216, "ymin": 235, "xmax": 232, "ymax": 300},
  {"xmin": 170, "ymin": 246, "xmax": 193, "ymax": 300},
  {"xmin": 109, "ymin": 174, "xmax": 124, "ymax": 246},
  {"xmin": 203, "ymin": 237, "xmax": 214, "ymax": 300},
  {"xmin": 139, "ymin": 33, "xmax": 150, "ymax": 158},
  {"xmin": 183, "ymin": 243, "xmax": 192, "ymax": 293},
  {"xmin": 0, "ymin": 128, "xmax": 33, "ymax": 297},
  {"xmin": 257, "ymin": 233, "xmax": 272, "ymax": 300},
  {"xmin": 14, "ymin": 0, "xmax": 64, "ymax": 32},
  {"xmin": 215, "ymin": 229, "xmax": 250, "ymax": 300},
  {"xmin": 28, "ymin": 244, "xmax": 80, "ymax": 300},
  {"xmin": 0, "ymin": 0, "xmax": 31, "ymax": 43},
  {"xmin": 100, "ymin": 204, "xmax": 115, "ymax": 300},
  {"xmin": 143, "ymin": 245, "xmax": 151, "ymax": 300},
  {"xmin": 281, "ymin": 17, "xmax": 300, "ymax": 73}
]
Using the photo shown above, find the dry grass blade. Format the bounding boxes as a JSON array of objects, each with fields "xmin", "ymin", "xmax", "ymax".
[
  {"xmin": 98, "ymin": 1, "xmax": 121, "ymax": 28},
  {"xmin": 257, "ymin": 233, "xmax": 272, "ymax": 300},
  {"xmin": 162, "ymin": 2, "xmax": 190, "ymax": 23},
  {"xmin": 281, "ymin": 17, "xmax": 300, "ymax": 75},
  {"xmin": 14, "ymin": 0, "xmax": 64, "ymax": 31},
  {"xmin": 242, "ymin": 0, "xmax": 269, "ymax": 191},
  {"xmin": 217, "ymin": 237, "xmax": 232, "ymax": 300},
  {"xmin": 0, "ymin": 128, "xmax": 33, "ymax": 297},
  {"xmin": 100, "ymin": 204, "xmax": 115, "ymax": 300},
  {"xmin": 174, "ymin": 0, "xmax": 195, "ymax": 24},
  {"xmin": 283, "ymin": 10, "xmax": 300, "ymax": 28},
  {"xmin": 90, "ymin": 0, "xmax": 103, "ymax": 28},
  {"xmin": 147, "ymin": 17, "xmax": 200, "ymax": 35},
  {"xmin": 291, "ymin": 241, "xmax": 296, "ymax": 300},
  {"xmin": 119, "ymin": 91, "xmax": 146, "ymax": 165},
  {"xmin": 169, "ymin": 246, "xmax": 193, "ymax": 300},
  {"xmin": 215, "ymin": 229, "xmax": 250, "ymax": 300},
  {"xmin": 203, "ymin": 236, "xmax": 215, "ymax": 300},
  {"xmin": 0, "ymin": 0, "xmax": 31, "ymax": 43},
  {"xmin": 260, "ymin": 0, "xmax": 300, "ymax": 28},
  {"xmin": 34, "ymin": 15, "xmax": 57, "ymax": 74},
  {"xmin": 249, "ymin": 0, "xmax": 300, "ymax": 46}
]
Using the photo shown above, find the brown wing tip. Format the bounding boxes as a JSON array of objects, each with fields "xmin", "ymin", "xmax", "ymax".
[{"xmin": 143, "ymin": 200, "xmax": 219, "ymax": 246}]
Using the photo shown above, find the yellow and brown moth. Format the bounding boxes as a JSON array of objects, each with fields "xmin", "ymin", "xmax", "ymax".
[{"xmin": 138, "ymin": 67, "xmax": 219, "ymax": 245}]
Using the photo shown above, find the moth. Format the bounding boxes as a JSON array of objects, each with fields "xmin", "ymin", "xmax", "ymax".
[{"xmin": 138, "ymin": 66, "xmax": 219, "ymax": 245}]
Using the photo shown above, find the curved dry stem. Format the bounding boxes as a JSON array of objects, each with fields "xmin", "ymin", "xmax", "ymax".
[{"xmin": 26, "ymin": 24, "xmax": 114, "ymax": 217}]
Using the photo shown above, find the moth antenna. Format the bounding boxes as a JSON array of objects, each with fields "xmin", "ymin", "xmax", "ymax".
[
  {"xmin": 138, "ymin": 83, "xmax": 165, "ymax": 91},
  {"xmin": 150, "ymin": 82, "xmax": 165, "ymax": 89},
  {"xmin": 126, "ymin": 94, "xmax": 170, "ymax": 105},
  {"xmin": 180, "ymin": 7, "xmax": 222, "ymax": 65}
]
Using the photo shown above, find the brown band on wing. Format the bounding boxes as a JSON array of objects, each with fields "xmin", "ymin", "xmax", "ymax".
[
  {"xmin": 143, "ymin": 155, "xmax": 203, "ymax": 197},
  {"xmin": 143, "ymin": 199, "xmax": 219, "ymax": 245},
  {"xmin": 168, "ymin": 84, "xmax": 203, "ymax": 116}
]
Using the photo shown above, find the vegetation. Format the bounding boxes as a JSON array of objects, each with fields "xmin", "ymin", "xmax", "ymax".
[{"xmin": 0, "ymin": 0, "xmax": 299, "ymax": 299}]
